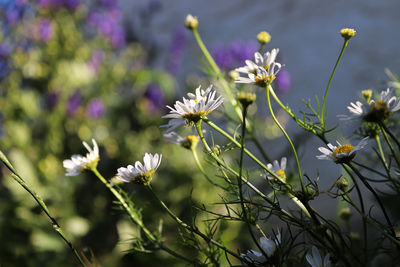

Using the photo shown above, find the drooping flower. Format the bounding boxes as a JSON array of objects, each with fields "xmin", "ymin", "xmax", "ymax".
[
  {"xmin": 163, "ymin": 132, "xmax": 199, "ymax": 150},
  {"xmin": 338, "ymin": 88, "xmax": 400, "ymax": 122},
  {"xmin": 316, "ymin": 137, "xmax": 368, "ymax": 164},
  {"xmin": 241, "ymin": 234, "xmax": 281, "ymax": 266},
  {"xmin": 116, "ymin": 153, "xmax": 162, "ymax": 184},
  {"xmin": 306, "ymin": 246, "xmax": 331, "ymax": 267},
  {"xmin": 63, "ymin": 139, "xmax": 100, "ymax": 176},
  {"xmin": 264, "ymin": 157, "xmax": 287, "ymax": 182},
  {"xmin": 161, "ymin": 85, "xmax": 223, "ymax": 133}
]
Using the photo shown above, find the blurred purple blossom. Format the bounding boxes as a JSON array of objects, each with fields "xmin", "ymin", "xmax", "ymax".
[
  {"xmin": 38, "ymin": 0, "xmax": 79, "ymax": 10},
  {"xmin": 88, "ymin": 8, "xmax": 126, "ymax": 48},
  {"xmin": 86, "ymin": 98, "xmax": 105, "ymax": 118},
  {"xmin": 166, "ymin": 26, "xmax": 186, "ymax": 74},
  {"xmin": 274, "ymin": 68, "xmax": 291, "ymax": 94},
  {"xmin": 144, "ymin": 85, "xmax": 164, "ymax": 113},
  {"xmin": 45, "ymin": 91, "xmax": 60, "ymax": 111},
  {"xmin": 67, "ymin": 90, "xmax": 82, "ymax": 116},
  {"xmin": 88, "ymin": 49, "xmax": 104, "ymax": 72},
  {"xmin": 39, "ymin": 19, "xmax": 54, "ymax": 42},
  {"xmin": 212, "ymin": 40, "xmax": 258, "ymax": 70}
]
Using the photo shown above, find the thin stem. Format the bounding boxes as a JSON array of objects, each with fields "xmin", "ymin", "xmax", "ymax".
[
  {"xmin": 380, "ymin": 122, "xmax": 400, "ymax": 151},
  {"xmin": 90, "ymin": 168, "xmax": 199, "ymax": 265},
  {"xmin": 347, "ymin": 163, "xmax": 396, "ymax": 238},
  {"xmin": 379, "ymin": 123, "xmax": 400, "ymax": 167},
  {"xmin": 0, "ymin": 151, "xmax": 87, "ymax": 267},
  {"xmin": 320, "ymin": 39, "xmax": 349, "ymax": 125},
  {"xmin": 266, "ymin": 84, "xmax": 304, "ymax": 190},
  {"xmin": 145, "ymin": 183, "xmax": 244, "ymax": 263},
  {"xmin": 196, "ymin": 120, "xmax": 310, "ymax": 218},
  {"xmin": 237, "ymin": 106, "xmax": 266, "ymax": 257},
  {"xmin": 342, "ymin": 164, "xmax": 368, "ymax": 263},
  {"xmin": 375, "ymin": 134, "xmax": 388, "ymax": 169}
]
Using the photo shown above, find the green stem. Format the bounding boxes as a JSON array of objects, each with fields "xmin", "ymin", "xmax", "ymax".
[
  {"xmin": 0, "ymin": 151, "xmax": 87, "ymax": 267},
  {"xmin": 320, "ymin": 39, "xmax": 349, "ymax": 125},
  {"xmin": 196, "ymin": 120, "xmax": 310, "ymax": 217},
  {"xmin": 90, "ymin": 169, "xmax": 200, "ymax": 265},
  {"xmin": 237, "ymin": 106, "xmax": 266, "ymax": 257},
  {"xmin": 266, "ymin": 84, "xmax": 304, "ymax": 190},
  {"xmin": 375, "ymin": 134, "xmax": 388, "ymax": 169},
  {"xmin": 347, "ymin": 163, "xmax": 396, "ymax": 238},
  {"xmin": 379, "ymin": 123, "xmax": 400, "ymax": 167},
  {"xmin": 145, "ymin": 183, "xmax": 244, "ymax": 263}
]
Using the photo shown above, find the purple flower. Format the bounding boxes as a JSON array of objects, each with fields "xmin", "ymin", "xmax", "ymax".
[
  {"xmin": 45, "ymin": 91, "xmax": 60, "ymax": 110},
  {"xmin": 86, "ymin": 98, "xmax": 105, "ymax": 118},
  {"xmin": 67, "ymin": 90, "xmax": 82, "ymax": 116},
  {"xmin": 166, "ymin": 27, "xmax": 187, "ymax": 74},
  {"xmin": 39, "ymin": 19, "xmax": 54, "ymax": 42},
  {"xmin": 38, "ymin": 0, "xmax": 79, "ymax": 10},
  {"xmin": 144, "ymin": 85, "xmax": 164, "ymax": 113},
  {"xmin": 274, "ymin": 68, "xmax": 291, "ymax": 94},
  {"xmin": 88, "ymin": 9, "xmax": 125, "ymax": 48},
  {"xmin": 212, "ymin": 40, "xmax": 258, "ymax": 70}
]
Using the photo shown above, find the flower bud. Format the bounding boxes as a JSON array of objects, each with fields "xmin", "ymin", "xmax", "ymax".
[
  {"xmin": 257, "ymin": 31, "xmax": 271, "ymax": 44},
  {"xmin": 340, "ymin": 28, "xmax": 356, "ymax": 40},
  {"xmin": 185, "ymin": 14, "xmax": 198, "ymax": 30},
  {"xmin": 211, "ymin": 145, "xmax": 222, "ymax": 156},
  {"xmin": 362, "ymin": 89, "xmax": 373, "ymax": 103},
  {"xmin": 338, "ymin": 207, "xmax": 353, "ymax": 221},
  {"xmin": 228, "ymin": 70, "xmax": 239, "ymax": 80},
  {"xmin": 181, "ymin": 135, "xmax": 200, "ymax": 150},
  {"xmin": 336, "ymin": 176, "xmax": 349, "ymax": 192},
  {"xmin": 236, "ymin": 91, "xmax": 256, "ymax": 107}
]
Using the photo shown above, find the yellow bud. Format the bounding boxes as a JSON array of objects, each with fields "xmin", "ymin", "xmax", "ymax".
[
  {"xmin": 236, "ymin": 91, "xmax": 256, "ymax": 107},
  {"xmin": 361, "ymin": 89, "xmax": 372, "ymax": 103},
  {"xmin": 338, "ymin": 207, "xmax": 353, "ymax": 221},
  {"xmin": 228, "ymin": 70, "xmax": 239, "ymax": 80},
  {"xmin": 340, "ymin": 28, "xmax": 356, "ymax": 40},
  {"xmin": 257, "ymin": 31, "xmax": 271, "ymax": 44},
  {"xmin": 185, "ymin": 14, "xmax": 198, "ymax": 30}
]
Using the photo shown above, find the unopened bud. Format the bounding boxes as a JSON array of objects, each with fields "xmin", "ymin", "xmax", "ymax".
[
  {"xmin": 185, "ymin": 14, "xmax": 198, "ymax": 30},
  {"xmin": 338, "ymin": 207, "xmax": 353, "ymax": 221},
  {"xmin": 257, "ymin": 31, "xmax": 271, "ymax": 44},
  {"xmin": 211, "ymin": 145, "xmax": 222, "ymax": 156},
  {"xmin": 336, "ymin": 176, "xmax": 349, "ymax": 192},
  {"xmin": 236, "ymin": 91, "xmax": 256, "ymax": 107},
  {"xmin": 181, "ymin": 135, "xmax": 200, "ymax": 150},
  {"xmin": 340, "ymin": 28, "xmax": 356, "ymax": 40},
  {"xmin": 228, "ymin": 70, "xmax": 239, "ymax": 80},
  {"xmin": 362, "ymin": 89, "xmax": 373, "ymax": 103}
]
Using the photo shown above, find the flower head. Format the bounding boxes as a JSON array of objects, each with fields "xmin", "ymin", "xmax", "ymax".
[
  {"xmin": 161, "ymin": 85, "xmax": 223, "ymax": 133},
  {"xmin": 63, "ymin": 139, "xmax": 100, "ymax": 176},
  {"xmin": 164, "ymin": 132, "xmax": 199, "ymax": 150},
  {"xmin": 185, "ymin": 14, "xmax": 198, "ymax": 30},
  {"xmin": 316, "ymin": 137, "xmax": 368, "ymax": 164},
  {"xmin": 235, "ymin": 48, "xmax": 281, "ymax": 77},
  {"xmin": 264, "ymin": 157, "xmax": 287, "ymax": 182},
  {"xmin": 116, "ymin": 153, "xmax": 162, "ymax": 184},
  {"xmin": 340, "ymin": 28, "xmax": 356, "ymax": 40},
  {"xmin": 241, "ymin": 234, "xmax": 281, "ymax": 266},
  {"xmin": 338, "ymin": 88, "xmax": 400, "ymax": 122},
  {"xmin": 306, "ymin": 246, "xmax": 331, "ymax": 267},
  {"xmin": 257, "ymin": 31, "xmax": 271, "ymax": 44}
]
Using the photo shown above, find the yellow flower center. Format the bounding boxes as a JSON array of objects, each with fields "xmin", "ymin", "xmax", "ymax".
[
  {"xmin": 254, "ymin": 74, "xmax": 275, "ymax": 87},
  {"xmin": 182, "ymin": 110, "xmax": 210, "ymax": 123},
  {"xmin": 370, "ymin": 100, "xmax": 387, "ymax": 112},
  {"xmin": 332, "ymin": 144, "xmax": 354, "ymax": 158},
  {"xmin": 276, "ymin": 169, "xmax": 285, "ymax": 177},
  {"xmin": 134, "ymin": 169, "xmax": 156, "ymax": 184},
  {"xmin": 181, "ymin": 135, "xmax": 200, "ymax": 149}
]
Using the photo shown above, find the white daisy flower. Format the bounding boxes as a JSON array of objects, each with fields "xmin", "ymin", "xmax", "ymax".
[
  {"xmin": 316, "ymin": 137, "xmax": 368, "ymax": 164},
  {"xmin": 306, "ymin": 246, "xmax": 331, "ymax": 267},
  {"xmin": 241, "ymin": 233, "xmax": 281, "ymax": 266},
  {"xmin": 163, "ymin": 132, "xmax": 200, "ymax": 150},
  {"xmin": 235, "ymin": 66, "xmax": 280, "ymax": 87},
  {"xmin": 63, "ymin": 139, "xmax": 100, "ymax": 176},
  {"xmin": 235, "ymin": 49, "xmax": 282, "ymax": 87},
  {"xmin": 161, "ymin": 85, "xmax": 223, "ymax": 133},
  {"xmin": 338, "ymin": 88, "xmax": 400, "ymax": 122},
  {"xmin": 116, "ymin": 153, "xmax": 162, "ymax": 184},
  {"xmin": 235, "ymin": 49, "xmax": 280, "ymax": 75},
  {"xmin": 264, "ymin": 157, "xmax": 287, "ymax": 182}
]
